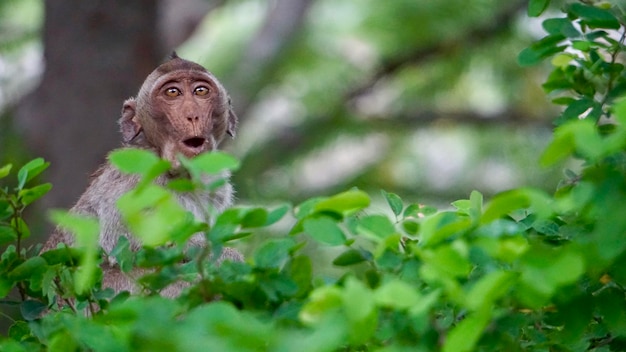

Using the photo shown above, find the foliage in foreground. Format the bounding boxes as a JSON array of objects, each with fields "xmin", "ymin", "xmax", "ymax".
[{"xmin": 2, "ymin": 1, "xmax": 626, "ymax": 351}]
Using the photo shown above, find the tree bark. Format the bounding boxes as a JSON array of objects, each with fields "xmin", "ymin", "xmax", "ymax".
[{"xmin": 16, "ymin": 0, "xmax": 160, "ymax": 213}]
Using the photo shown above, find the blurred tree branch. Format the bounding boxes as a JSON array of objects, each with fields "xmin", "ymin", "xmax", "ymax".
[
  {"xmin": 234, "ymin": 0, "xmax": 535, "ymax": 199},
  {"xmin": 345, "ymin": 0, "xmax": 527, "ymax": 101},
  {"xmin": 228, "ymin": 0, "xmax": 316, "ymax": 116}
]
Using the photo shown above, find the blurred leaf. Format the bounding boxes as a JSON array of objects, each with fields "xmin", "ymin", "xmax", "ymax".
[
  {"xmin": 299, "ymin": 286, "xmax": 343, "ymax": 325},
  {"xmin": 518, "ymin": 34, "xmax": 566, "ymax": 66},
  {"xmin": 187, "ymin": 151, "xmax": 240, "ymax": 175},
  {"xmin": 374, "ymin": 280, "xmax": 421, "ymax": 309},
  {"xmin": 420, "ymin": 212, "xmax": 471, "ymax": 247},
  {"xmin": 294, "ymin": 197, "xmax": 323, "ymax": 220},
  {"xmin": 382, "ymin": 190, "xmax": 403, "ymax": 216},
  {"xmin": 166, "ymin": 178, "xmax": 195, "ymax": 192},
  {"xmin": 442, "ymin": 309, "xmax": 491, "ymax": 352},
  {"xmin": 0, "ymin": 164, "xmax": 12, "ymax": 179},
  {"xmin": 241, "ymin": 207, "xmax": 268, "ymax": 228},
  {"xmin": 8, "ymin": 256, "xmax": 46, "ymax": 281},
  {"xmin": 313, "ymin": 190, "xmax": 370, "ymax": 217},
  {"xmin": 18, "ymin": 183, "xmax": 52, "ymax": 206},
  {"xmin": 528, "ymin": 0, "xmax": 550, "ymax": 17},
  {"xmin": 0, "ymin": 225, "xmax": 17, "ymax": 246},
  {"xmin": 40, "ymin": 247, "xmax": 81, "ymax": 266},
  {"xmin": 17, "ymin": 158, "xmax": 49, "ymax": 190},
  {"xmin": 49, "ymin": 210, "xmax": 99, "ymax": 293},
  {"xmin": 542, "ymin": 18, "xmax": 581, "ymax": 37},
  {"xmin": 0, "ymin": 276, "xmax": 15, "ymax": 298},
  {"xmin": 402, "ymin": 219, "xmax": 419, "ymax": 235},
  {"xmin": 332, "ymin": 248, "xmax": 370, "ymax": 266},
  {"xmin": 568, "ymin": 3, "xmax": 620, "ymax": 29},
  {"xmin": 355, "ymin": 214, "xmax": 396, "ymax": 241},
  {"xmin": 465, "ymin": 271, "xmax": 516, "ymax": 311},
  {"xmin": 20, "ymin": 300, "xmax": 47, "ymax": 321},
  {"xmin": 117, "ymin": 185, "xmax": 190, "ymax": 247},
  {"xmin": 0, "ymin": 199, "xmax": 12, "ymax": 220},
  {"xmin": 423, "ymin": 245, "xmax": 471, "ymax": 278},
  {"xmin": 11, "ymin": 218, "xmax": 30, "ymax": 240},
  {"xmin": 303, "ymin": 216, "xmax": 346, "ymax": 246},
  {"xmin": 109, "ymin": 148, "xmax": 163, "ymax": 175},
  {"xmin": 265, "ymin": 203, "xmax": 290, "ymax": 226},
  {"xmin": 481, "ymin": 188, "xmax": 551, "ymax": 223},
  {"xmin": 254, "ymin": 238, "xmax": 295, "ymax": 269}
]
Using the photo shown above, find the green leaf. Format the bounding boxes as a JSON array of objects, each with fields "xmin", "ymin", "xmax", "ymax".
[
  {"xmin": 20, "ymin": 300, "xmax": 47, "ymax": 321},
  {"xmin": 442, "ymin": 309, "xmax": 491, "ymax": 352},
  {"xmin": 518, "ymin": 34, "xmax": 566, "ymax": 67},
  {"xmin": 572, "ymin": 40, "xmax": 591, "ymax": 51},
  {"xmin": 265, "ymin": 203, "xmax": 290, "ymax": 226},
  {"xmin": 332, "ymin": 248, "xmax": 370, "ymax": 266},
  {"xmin": 0, "ymin": 225, "xmax": 17, "ymax": 246},
  {"xmin": 355, "ymin": 214, "xmax": 396, "ymax": 241},
  {"xmin": 313, "ymin": 190, "xmax": 370, "ymax": 217},
  {"xmin": 303, "ymin": 216, "xmax": 346, "ymax": 246},
  {"xmin": 109, "ymin": 148, "xmax": 163, "ymax": 174},
  {"xmin": 254, "ymin": 238, "xmax": 295, "ymax": 269},
  {"xmin": 18, "ymin": 183, "xmax": 52, "ymax": 206},
  {"xmin": 49, "ymin": 211, "xmax": 100, "ymax": 293},
  {"xmin": 481, "ymin": 188, "xmax": 551, "ymax": 223},
  {"xmin": 542, "ymin": 18, "xmax": 581, "ymax": 37},
  {"xmin": 420, "ymin": 212, "xmax": 471, "ymax": 247},
  {"xmin": 465, "ymin": 271, "xmax": 516, "ymax": 311},
  {"xmin": 240, "ymin": 207, "xmax": 268, "ymax": 228},
  {"xmin": 518, "ymin": 245, "xmax": 585, "ymax": 307},
  {"xmin": 551, "ymin": 53, "xmax": 574, "ymax": 68},
  {"xmin": 116, "ymin": 185, "xmax": 190, "ymax": 247},
  {"xmin": 561, "ymin": 97, "xmax": 595, "ymax": 121},
  {"xmin": 568, "ymin": 3, "xmax": 620, "ymax": 29},
  {"xmin": 299, "ymin": 286, "xmax": 343, "ymax": 324},
  {"xmin": 381, "ymin": 190, "xmax": 403, "ymax": 216},
  {"xmin": 294, "ymin": 197, "xmax": 323, "ymax": 219},
  {"xmin": 188, "ymin": 151, "xmax": 240, "ymax": 175},
  {"xmin": 0, "ymin": 164, "xmax": 12, "ymax": 179},
  {"xmin": 166, "ymin": 178, "xmax": 195, "ymax": 192},
  {"xmin": 0, "ymin": 199, "xmax": 12, "ymax": 221},
  {"xmin": 422, "ymin": 245, "xmax": 471, "ymax": 278},
  {"xmin": 11, "ymin": 218, "xmax": 30, "ymax": 240},
  {"xmin": 17, "ymin": 158, "xmax": 49, "ymax": 190},
  {"xmin": 110, "ymin": 236, "xmax": 133, "ymax": 273},
  {"xmin": 375, "ymin": 280, "xmax": 421, "ymax": 309},
  {"xmin": 8, "ymin": 256, "xmax": 47, "ymax": 281},
  {"xmin": 8, "ymin": 320, "xmax": 30, "ymax": 341},
  {"xmin": 528, "ymin": 0, "xmax": 550, "ymax": 17},
  {"xmin": 402, "ymin": 219, "xmax": 419, "ymax": 235},
  {"xmin": 0, "ymin": 276, "xmax": 15, "ymax": 298},
  {"xmin": 40, "ymin": 247, "xmax": 81, "ymax": 265},
  {"xmin": 540, "ymin": 129, "xmax": 574, "ymax": 166}
]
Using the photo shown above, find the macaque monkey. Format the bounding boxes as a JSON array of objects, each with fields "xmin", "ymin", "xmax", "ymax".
[{"xmin": 43, "ymin": 53, "xmax": 242, "ymax": 296}]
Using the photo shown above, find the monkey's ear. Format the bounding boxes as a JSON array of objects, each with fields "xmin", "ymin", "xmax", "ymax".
[
  {"xmin": 227, "ymin": 98, "xmax": 238, "ymax": 138},
  {"xmin": 119, "ymin": 98, "xmax": 142, "ymax": 143}
]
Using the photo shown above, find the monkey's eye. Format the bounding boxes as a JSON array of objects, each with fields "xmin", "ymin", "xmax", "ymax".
[
  {"xmin": 165, "ymin": 88, "xmax": 180, "ymax": 97},
  {"xmin": 194, "ymin": 86, "xmax": 210, "ymax": 96}
]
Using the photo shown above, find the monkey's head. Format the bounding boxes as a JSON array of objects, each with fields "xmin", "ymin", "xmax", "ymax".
[{"xmin": 120, "ymin": 53, "xmax": 237, "ymax": 169}]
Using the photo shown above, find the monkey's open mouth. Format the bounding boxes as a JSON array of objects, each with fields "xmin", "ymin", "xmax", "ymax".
[
  {"xmin": 181, "ymin": 137, "xmax": 207, "ymax": 156},
  {"xmin": 183, "ymin": 137, "xmax": 206, "ymax": 149}
]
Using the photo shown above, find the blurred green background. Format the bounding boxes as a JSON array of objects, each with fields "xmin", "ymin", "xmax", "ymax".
[{"xmin": 0, "ymin": 0, "xmax": 567, "ymax": 242}]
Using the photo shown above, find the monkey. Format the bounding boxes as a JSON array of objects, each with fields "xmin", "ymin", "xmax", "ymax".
[{"xmin": 42, "ymin": 53, "xmax": 242, "ymax": 297}]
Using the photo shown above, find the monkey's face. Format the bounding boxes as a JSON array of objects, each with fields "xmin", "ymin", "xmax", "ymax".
[
  {"xmin": 120, "ymin": 57, "xmax": 237, "ymax": 171},
  {"xmin": 149, "ymin": 71, "xmax": 227, "ymax": 161}
]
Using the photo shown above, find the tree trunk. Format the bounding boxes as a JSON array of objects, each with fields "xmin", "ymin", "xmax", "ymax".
[{"xmin": 16, "ymin": 0, "xmax": 160, "ymax": 215}]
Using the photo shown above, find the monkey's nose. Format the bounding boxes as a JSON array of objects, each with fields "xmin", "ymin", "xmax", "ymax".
[{"xmin": 182, "ymin": 137, "xmax": 206, "ymax": 149}]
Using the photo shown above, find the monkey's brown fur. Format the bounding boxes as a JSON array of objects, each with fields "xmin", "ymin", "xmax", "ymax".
[{"xmin": 43, "ymin": 54, "xmax": 242, "ymax": 296}]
